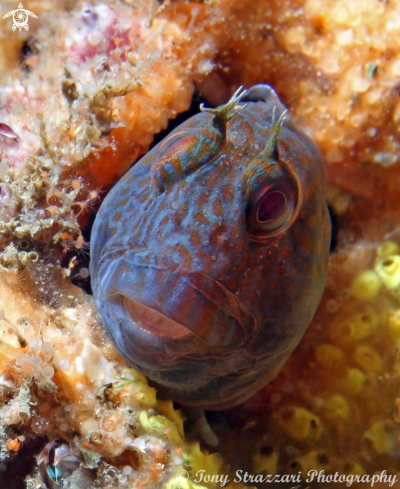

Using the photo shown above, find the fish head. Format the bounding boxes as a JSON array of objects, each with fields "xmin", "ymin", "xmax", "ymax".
[{"xmin": 90, "ymin": 85, "xmax": 331, "ymax": 408}]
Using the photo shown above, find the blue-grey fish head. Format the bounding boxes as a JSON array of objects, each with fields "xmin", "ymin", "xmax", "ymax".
[{"xmin": 90, "ymin": 85, "xmax": 330, "ymax": 408}]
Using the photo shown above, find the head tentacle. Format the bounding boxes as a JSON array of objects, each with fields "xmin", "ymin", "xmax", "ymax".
[
  {"xmin": 200, "ymin": 85, "xmax": 248, "ymax": 126},
  {"xmin": 258, "ymin": 107, "xmax": 288, "ymax": 161}
]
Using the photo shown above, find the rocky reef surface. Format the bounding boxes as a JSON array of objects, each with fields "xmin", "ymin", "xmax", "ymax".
[{"xmin": 0, "ymin": 0, "xmax": 400, "ymax": 488}]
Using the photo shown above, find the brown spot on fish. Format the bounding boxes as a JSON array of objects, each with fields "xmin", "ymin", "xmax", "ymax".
[
  {"xmin": 195, "ymin": 212, "xmax": 209, "ymax": 224},
  {"xmin": 213, "ymin": 200, "xmax": 223, "ymax": 217},
  {"xmin": 222, "ymin": 185, "xmax": 233, "ymax": 201}
]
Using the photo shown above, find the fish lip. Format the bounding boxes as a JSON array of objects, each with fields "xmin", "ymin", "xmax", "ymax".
[
  {"xmin": 120, "ymin": 284, "xmax": 252, "ymax": 348},
  {"xmin": 117, "ymin": 270, "xmax": 257, "ymax": 348},
  {"xmin": 121, "ymin": 295, "xmax": 192, "ymax": 339}
]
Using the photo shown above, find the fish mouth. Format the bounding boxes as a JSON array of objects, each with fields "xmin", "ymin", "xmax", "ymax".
[
  {"xmin": 115, "ymin": 270, "xmax": 257, "ymax": 348},
  {"xmin": 122, "ymin": 296, "xmax": 191, "ymax": 339},
  {"xmin": 98, "ymin": 250, "xmax": 257, "ymax": 348}
]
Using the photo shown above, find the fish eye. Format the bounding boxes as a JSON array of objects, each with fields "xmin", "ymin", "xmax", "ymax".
[
  {"xmin": 257, "ymin": 190, "xmax": 290, "ymax": 225},
  {"xmin": 246, "ymin": 176, "xmax": 299, "ymax": 240}
]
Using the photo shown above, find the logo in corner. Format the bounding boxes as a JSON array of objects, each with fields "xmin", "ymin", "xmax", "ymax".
[
  {"xmin": 3, "ymin": 3, "xmax": 38, "ymax": 32},
  {"xmin": 175, "ymin": 470, "xmax": 190, "ymax": 479}
]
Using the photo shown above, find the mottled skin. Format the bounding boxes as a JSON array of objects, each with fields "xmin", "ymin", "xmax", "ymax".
[{"xmin": 90, "ymin": 85, "xmax": 331, "ymax": 409}]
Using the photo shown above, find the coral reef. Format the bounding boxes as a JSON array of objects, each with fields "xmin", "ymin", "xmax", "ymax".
[{"xmin": 0, "ymin": 0, "xmax": 222, "ymax": 253}]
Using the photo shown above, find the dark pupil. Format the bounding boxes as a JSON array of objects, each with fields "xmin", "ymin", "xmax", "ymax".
[{"xmin": 257, "ymin": 191, "xmax": 287, "ymax": 222}]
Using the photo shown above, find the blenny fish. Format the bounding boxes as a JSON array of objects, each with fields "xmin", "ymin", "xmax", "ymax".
[{"xmin": 90, "ymin": 84, "xmax": 331, "ymax": 410}]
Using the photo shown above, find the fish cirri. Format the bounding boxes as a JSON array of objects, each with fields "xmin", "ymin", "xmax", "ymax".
[{"xmin": 90, "ymin": 84, "xmax": 331, "ymax": 409}]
